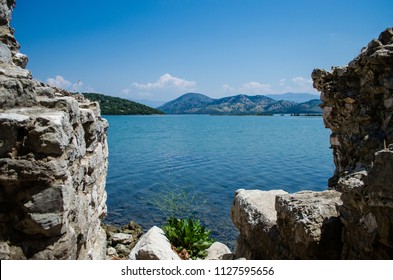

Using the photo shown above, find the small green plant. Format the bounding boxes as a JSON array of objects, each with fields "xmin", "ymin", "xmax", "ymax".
[
  {"xmin": 162, "ymin": 217, "xmax": 214, "ymax": 259},
  {"xmin": 151, "ymin": 183, "xmax": 208, "ymax": 220}
]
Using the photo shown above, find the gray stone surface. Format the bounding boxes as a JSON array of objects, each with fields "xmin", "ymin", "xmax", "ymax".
[
  {"xmin": 0, "ymin": 43, "xmax": 11, "ymax": 64},
  {"xmin": 275, "ymin": 190, "xmax": 343, "ymax": 259},
  {"xmin": 112, "ymin": 233, "xmax": 133, "ymax": 244},
  {"xmin": 339, "ymin": 150, "xmax": 393, "ymax": 259},
  {"xmin": 231, "ymin": 189, "xmax": 287, "ymax": 259},
  {"xmin": 0, "ymin": 0, "xmax": 108, "ymax": 260},
  {"xmin": 13, "ymin": 52, "xmax": 28, "ymax": 68},
  {"xmin": 312, "ymin": 27, "xmax": 393, "ymax": 188},
  {"xmin": 129, "ymin": 226, "xmax": 181, "ymax": 260},
  {"xmin": 205, "ymin": 242, "xmax": 233, "ymax": 260},
  {"xmin": 231, "ymin": 189, "xmax": 343, "ymax": 259}
]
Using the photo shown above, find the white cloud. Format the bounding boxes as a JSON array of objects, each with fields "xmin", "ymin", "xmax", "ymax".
[
  {"xmin": 292, "ymin": 76, "xmax": 313, "ymax": 87},
  {"xmin": 240, "ymin": 82, "xmax": 274, "ymax": 94},
  {"xmin": 131, "ymin": 73, "xmax": 196, "ymax": 90},
  {"xmin": 46, "ymin": 75, "xmax": 87, "ymax": 92},
  {"xmin": 46, "ymin": 75, "xmax": 72, "ymax": 89},
  {"xmin": 122, "ymin": 73, "xmax": 197, "ymax": 101},
  {"xmin": 276, "ymin": 76, "xmax": 316, "ymax": 93},
  {"xmin": 279, "ymin": 78, "xmax": 287, "ymax": 86},
  {"xmin": 221, "ymin": 81, "xmax": 274, "ymax": 95},
  {"xmin": 72, "ymin": 80, "xmax": 84, "ymax": 92},
  {"xmin": 221, "ymin": 83, "xmax": 237, "ymax": 93},
  {"xmin": 221, "ymin": 76, "xmax": 317, "ymax": 96}
]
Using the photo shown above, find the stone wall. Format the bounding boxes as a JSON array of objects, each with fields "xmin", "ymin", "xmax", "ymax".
[
  {"xmin": 0, "ymin": 0, "xmax": 108, "ymax": 259},
  {"xmin": 338, "ymin": 149, "xmax": 393, "ymax": 259},
  {"xmin": 312, "ymin": 27, "xmax": 393, "ymax": 259},
  {"xmin": 312, "ymin": 28, "xmax": 393, "ymax": 188}
]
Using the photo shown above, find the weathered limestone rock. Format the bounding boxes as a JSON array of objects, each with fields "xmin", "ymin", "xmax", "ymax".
[
  {"xmin": 275, "ymin": 190, "xmax": 343, "ymax": 259},
  {"xmin": 231, "ymin": 189, "xmax": 287, "ymax": 259},
  {"xmin": 0, "ymin": 43, "xmax": 11, "ymax": 64},
  {"xmin": 0, "ymin": 0, "xmax": 27, "ymax": 68},
  {"xmin": 0, "ymin": 0, "xmax": 14, "ymax": 25},
  {"xmin": 205, "ymin": 242, "xmax": 233, "ymax": 260},
  {"xmin": 339, "ymin": 149, "xmax": 393, "ymax": 259},
  {"xmin": 312, "ymin": 27, "xmax": 393, "ymax": 188},
  {"xmin": 112, "ymin": 233, "xmax": 133, "ymax": 244},
  {"xmin": 231, "ymin": 189, "xmax": 342, "ymax": 259},
  {"xmin": 128, "ymin": 226, "xmax": 181, "ymax": 260},
  {"xmin": 0, "ymin": 1, "xmax": 108, "ymax": 259},
  {"xmin": 312, "ymin": 27, "xmax": 393, "ymax": 259}
]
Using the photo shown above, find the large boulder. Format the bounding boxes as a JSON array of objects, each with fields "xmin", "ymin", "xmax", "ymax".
[
  {"xmin": 205, "ymin": 242, "xmax": 233, "ymax": 260},
  {"xmin": 128, "ymin": 226, "xmax": 181, "ymax": 260},
  {"xmin": 275, "ymin": 190, "xmax": 343, "ymax": 259},
  {"xmin": 231, "ymin": 189, "xmax": 343, "ymax": 259},
  {"xmin": 231, "ymin": 189, "xmax": 287, "ymax": 259}
]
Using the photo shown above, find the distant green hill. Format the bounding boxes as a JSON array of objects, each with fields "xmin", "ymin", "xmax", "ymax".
[
  {"xmin": 82, "ymin": 92, "xmax": 164, "ymax": 115},
  {"xmin": 158, "ymin": 92, "xmax": 321, "ymax": 115}
]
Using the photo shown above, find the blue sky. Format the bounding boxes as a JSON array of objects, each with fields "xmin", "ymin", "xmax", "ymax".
[{"xmin": 11, "ymin": 0, "xmax": 393, "ymax": 103}]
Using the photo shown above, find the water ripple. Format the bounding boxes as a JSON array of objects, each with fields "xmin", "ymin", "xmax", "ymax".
[{"xmin": 104, "ymin": 115, "xmax": 334, "ymax": 248}]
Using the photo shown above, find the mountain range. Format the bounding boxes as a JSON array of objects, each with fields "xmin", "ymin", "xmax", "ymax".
[{"xmin": 157, "ymin": 93, "xmax": 321, "ymax": 115}]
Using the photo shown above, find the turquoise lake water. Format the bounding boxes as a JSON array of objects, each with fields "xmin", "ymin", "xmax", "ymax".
[{"xmin": 104, "ymin": 115, "xmax": 334, "ymax": 247}]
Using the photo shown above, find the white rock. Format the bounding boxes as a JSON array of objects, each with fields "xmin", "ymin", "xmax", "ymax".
[
  {"xmin": 128, "ymin": 226, "xmax": 181, "ymax": 260},
  {"xmin": 0, "ymin": 43, "xmax": 11, "ymax": 64},
  {"xmin": 231, "ymin": 189, "xmax": 288, "ymax": 259},
  {"xmin": 205, "ymin": 242, "xmax": 233, "ymax": 260},
  {"xmin": 231, "ymin": 189, "xmax": 288, "ymax": 232},
  {"xmin": 107, "ymin": 247, "xmax": 117, "ymax": 256},
  {"xmin": 112, "ymin": 233, "xmax": 133, "ymax": 244},
  {"xmin": 0, "ymin": 112, "xmax": 30, "ymax": 123},
  {"xmin": 13, "ymin": 52, "xmax": 29, "ymax": 68}
]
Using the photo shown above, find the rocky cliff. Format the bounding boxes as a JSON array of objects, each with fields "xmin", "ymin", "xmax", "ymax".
[
  {"xmin": 312, "ymin": 27, "xmax": 393, "ymax": 259},
  {"xmin": 231, "ymin": 27, "xmax": 393, "ymax": 259},
  {"xmin": 0, "ymin": 1, "xmax": 108, "ymax": 259},
  {"xmin": 312, "ymin": 28, "xmax": 393, "ymax": 189}
]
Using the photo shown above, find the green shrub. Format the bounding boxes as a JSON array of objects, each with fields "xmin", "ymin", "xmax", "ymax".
[{"xmin": 162, "ymin": 217, "xmax": 214, "ymax": 259}]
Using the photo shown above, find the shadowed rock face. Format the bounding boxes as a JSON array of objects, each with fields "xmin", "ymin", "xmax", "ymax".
[
  {"xmin": 338, "ymin": 149, "xmax": 393, "ymax": 259},
  {"xmin": 0, "ymin": 1, "xmax": 109, "ymax": 259},
  {"xmin": 312, "ymin": 27, "xmax": 393, "ymax": 188},
  {"xmin": 275, "ymin": 190, "xmax": 343, "ymax": 259}
]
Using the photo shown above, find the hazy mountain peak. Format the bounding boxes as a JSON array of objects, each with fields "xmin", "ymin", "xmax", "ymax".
[
  {"xmin": 266, "ymin": 92, "xmax": 320, "ymax": 103},
  {"xmin": 158, "ymin": 92, "xmax": 321, "ymax": 115}
]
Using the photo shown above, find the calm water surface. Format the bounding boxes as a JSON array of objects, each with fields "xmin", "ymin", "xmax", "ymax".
[{"xmin": 104, "ymin": 115, "xmax": 334, "ymax": 248}]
